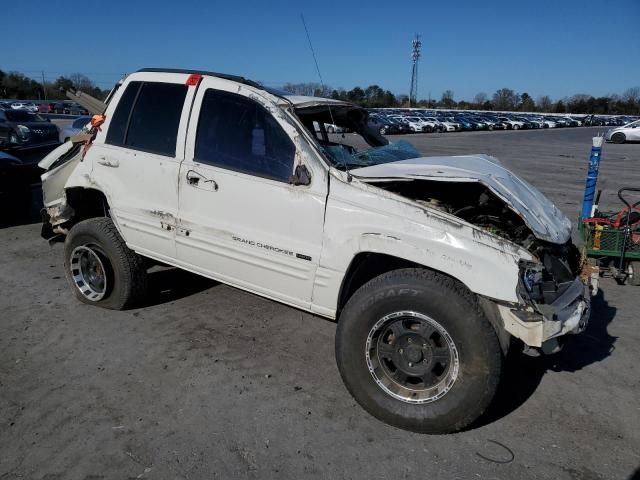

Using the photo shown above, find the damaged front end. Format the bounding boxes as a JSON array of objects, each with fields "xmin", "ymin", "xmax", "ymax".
[
  {"xmin": 39, "ymin": 142, "xmax": 84, "ymax": 241},
  {"xmin": 350, "ymin": 154, "xmax": 590, "ymax": 352}
]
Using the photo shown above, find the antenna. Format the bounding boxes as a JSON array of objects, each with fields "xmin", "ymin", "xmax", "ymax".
[
  {"xmin": 300, "ymin": 13, "xmax": 352, "ymax": 180},
  {"xmin": 409, "ymin": 34, "xmax": 422, "ymax": 107}
]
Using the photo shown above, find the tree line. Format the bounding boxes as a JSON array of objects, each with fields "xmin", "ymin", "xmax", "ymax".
[
  {"xmin": 283, "ymin": 82, "xmax": 640, "ymax": 115},
  {"xmin": 0, "ymin": 70, "xmax": 110, "ymax": 101},
  {"xmin": 2, "ymin": 69, "xmax": 638, "ymax": 115}
]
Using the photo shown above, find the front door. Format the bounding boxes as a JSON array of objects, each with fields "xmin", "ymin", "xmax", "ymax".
[{"xmin": 176, "ymin": 80, "xmax": 327, "ymax": 308}]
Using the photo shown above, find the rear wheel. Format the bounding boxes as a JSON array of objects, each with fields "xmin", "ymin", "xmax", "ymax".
[
  {"xmin": 611, "ymin": 132, "xmax": 626, "ymax": 144},
  {"xmin": 64, "ymin": 217, "xmax": 148, "ymax": 309},
  {"xmin": 335, "ymin": 268, "xmax": 502, "ymax": 433},
  {"xmin": 513, "ymin": 124, "xmax": 520, "ymax": 130}
]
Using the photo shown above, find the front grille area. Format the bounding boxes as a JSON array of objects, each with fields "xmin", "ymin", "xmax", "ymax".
[{"xmin": 31, "ymin": 128, "xmax": 58, "ymax": 141}]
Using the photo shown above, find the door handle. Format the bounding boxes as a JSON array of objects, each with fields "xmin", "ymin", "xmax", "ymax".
[
  {"xmin": 186, "ymin": 170, "xmax": 218, "ymax": 191},
  {"xmin": 186, "ymin": 170, "xmax": 201, "ymax": 185},
  {"xmin": 97, "ymin": 157, "xmax": 119, "ymax": 168}
]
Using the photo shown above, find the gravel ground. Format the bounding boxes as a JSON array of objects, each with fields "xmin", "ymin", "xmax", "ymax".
[{"xmin": 1, "ymin": 127, "xmax": 639, "ymax": 480}]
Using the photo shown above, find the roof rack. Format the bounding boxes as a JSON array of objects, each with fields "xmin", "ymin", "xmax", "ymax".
[{"xmin": 136, "ymin": 68, "xmax": 263, "ymax": 89}]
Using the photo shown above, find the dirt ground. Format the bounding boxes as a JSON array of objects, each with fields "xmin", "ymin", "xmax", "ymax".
[{"xmin": 1, "ymin": 127, "xmax": 639, "ymax": 480}]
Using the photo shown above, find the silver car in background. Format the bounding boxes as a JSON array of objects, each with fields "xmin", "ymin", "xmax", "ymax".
[
  {"xmin": 59, "ymin": 116, "xmax": 91, "ymax": 143},
  {"xmin": 606, "ymin": 119, "xmax": 640, "ymax": 144}
]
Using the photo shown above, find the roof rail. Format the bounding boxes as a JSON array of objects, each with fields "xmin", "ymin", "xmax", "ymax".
[{"xmin": 136, "ymin": 68, "xmax": 263, "ymax": 89}]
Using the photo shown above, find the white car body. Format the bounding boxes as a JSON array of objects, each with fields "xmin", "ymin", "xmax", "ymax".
[
  {"xmin": 423, "ymin": 117, "xmax": 455, "ymax": 131},
  {"xmin": 390, "ymin": 116, "xmax": 424, "ymax": 132},
  {"xmin": 40, "ymin": 69, "xmax": 589, "ymax": 352},
  {"xmin": 406, "ymin": 116, "xmax": 436, "ymax": 132},
  {"xmin": 498, "ymin": 117, "xmax": 525, "ymax": 129},
  {"xmin": 10, "ymin": 102, "xmax": 28, "ymax": 110},
  {"xmin": 605, "ymin": 119, "xmax": 640, "ymax": 143}
]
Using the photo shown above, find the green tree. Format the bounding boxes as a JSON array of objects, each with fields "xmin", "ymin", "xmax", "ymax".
[
  {"xmin": 520, "ymin": 92, "xmax": 535, "ymax": 112},
  {"xmin": 440, "ymin": 90, "xmax": 455, "ymax": 108}
]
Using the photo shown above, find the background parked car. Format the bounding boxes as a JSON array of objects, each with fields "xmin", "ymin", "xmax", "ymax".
[
  {"xmin": 64, "ymin": 103, "xmax": 89, "ymax": 115},
  {"xmin": 38, "ymin": 102, "xmax": 56, "ymax": 114},
  {"xmin": 0, "ymin": 109, "xmax": 60, "ymax": 150},
  {"xmin": 59, "ymin": 116, "xmax": 91, "ymax": 143},
  {"xmin": 606, "ymin": 119, "xmax": 640, "ymax": 144}
]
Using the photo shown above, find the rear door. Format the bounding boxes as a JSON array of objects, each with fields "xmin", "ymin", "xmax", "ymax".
[
  {"xmin": 89, "ymin": 74, "xmax": 196, "ymax": 262},
  {"xmin": 175, "ymin": 79, "xmax": 327, "ymax": 308}
]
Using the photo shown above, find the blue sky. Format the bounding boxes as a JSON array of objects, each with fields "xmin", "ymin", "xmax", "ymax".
[{"xmin": 4, "ymin": 0, "xmax": 639, "ymax": 101}]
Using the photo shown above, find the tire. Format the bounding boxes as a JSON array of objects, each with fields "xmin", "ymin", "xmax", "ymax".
[
  {"xmin": 611, "ymin": 132, "xmax": 626, "ymax": 144},
  {"xmin": 379, "ymin": 127, "xmax": 386, "ymax": 135},
  {"xmin": 64, "ymin": 217, "xmax": 148, "ymax": 310},
  {"xmin": 335, "ymin": 268, "xmax": 502, "ymax": 434},
  {"xmin": 8, "ymin": 130, "xmax": 19, "ymax": 144},
  {"xmin": 513, "ymin": 124, "xmax": 520, "ymax": 130},
  {"xmin": 627, "ymin": 262, "xmax": 640, "ymax": 286}
]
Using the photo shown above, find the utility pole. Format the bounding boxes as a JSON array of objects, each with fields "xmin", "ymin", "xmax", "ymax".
[{"xmin": 408, "ymin": 34, "xmax": 422, "ymax": 107}]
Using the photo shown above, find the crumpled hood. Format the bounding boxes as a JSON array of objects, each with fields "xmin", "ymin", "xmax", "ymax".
[{"xmin": 350, "ymin": 154, "xmax": 572, "ymax": 244}]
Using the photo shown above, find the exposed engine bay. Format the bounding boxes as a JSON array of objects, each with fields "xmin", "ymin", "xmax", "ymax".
[{"xmin": 371, "ymin": 179, "xmax": 582, "ymax": 306}]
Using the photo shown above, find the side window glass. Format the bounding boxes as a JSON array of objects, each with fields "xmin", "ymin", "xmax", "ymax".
[
  {"xmin": 105, "ymin": 81, "xmax": 187, "ymax": 157},
  {"xmin": 126, "ymin": 82, "xmax": 187, "ymax": 156},
  {"xmin": 106, "ymin": 81, "xmax": 141, "ymax": 146},
  {"xmin": 195, "ymin": 89, "xmax": 295, "ymax": 182}
]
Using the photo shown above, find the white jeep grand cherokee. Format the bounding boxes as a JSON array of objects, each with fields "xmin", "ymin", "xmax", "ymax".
[{"xmin": 39, "ymin": 68, "xmax": 590, "ymax": 433}]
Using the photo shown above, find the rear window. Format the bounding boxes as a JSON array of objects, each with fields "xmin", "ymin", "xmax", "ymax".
[{"xmin": 106, "ymin": 81, "xmax": 187, "ymax": 156}]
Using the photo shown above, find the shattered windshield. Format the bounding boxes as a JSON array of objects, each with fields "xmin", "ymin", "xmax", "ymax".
[{"xmin": 322, "ymin": 140, "xmax": 422, "ymax": 170}]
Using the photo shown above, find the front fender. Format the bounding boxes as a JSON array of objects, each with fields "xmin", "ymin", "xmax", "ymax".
[{"xmin": 310, "ymin": 177, "xmax": 532, "ymax": 318}]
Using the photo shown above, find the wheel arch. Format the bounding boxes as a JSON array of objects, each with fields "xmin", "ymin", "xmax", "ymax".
[
  {"xmin": 337, "ymin": 252, "xmax": 475, "ymax": 316},
  {"xmin": 335, "ymin": 252, "xmax": 511, "ymax": 354},
  {"xmin": 55, "ymin": 187, "xmax": 113, "ymax": 233}
]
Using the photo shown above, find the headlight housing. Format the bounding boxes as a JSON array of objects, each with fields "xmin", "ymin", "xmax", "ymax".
[{"xmin": 17, "ymin": 124, "xmax": 31, "ymax": 137}]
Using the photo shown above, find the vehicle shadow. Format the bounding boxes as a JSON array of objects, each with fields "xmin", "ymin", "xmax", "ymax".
[
  {"xmin": 476, "ymin": 288, "xmax": 617, "ymax": 428},
  {"xmin": 143, "ymin": 266, "xmax": 220, "ymax": 307},
  {"xmin": 0, "ymin": 182, "xmax": 43, "ymax": 229}
]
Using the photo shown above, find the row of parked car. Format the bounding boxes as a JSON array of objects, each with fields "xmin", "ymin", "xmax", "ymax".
[
  {"xmin": 0, "ymin": 100, "xmax": 89, "ymax": 115},
  {"xmin": 365, "ymin": 109, "xmax": 639, "ymax": 135}
]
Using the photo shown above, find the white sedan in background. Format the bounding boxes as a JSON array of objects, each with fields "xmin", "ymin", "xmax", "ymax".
[{"xmin": 606, "ymin": 119, "xmax": 640, "ymax": 144}]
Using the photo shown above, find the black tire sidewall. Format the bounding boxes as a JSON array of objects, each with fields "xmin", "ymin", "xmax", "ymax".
[
  {"xmin": 336, "ymin": 270, "xmax": 501, "ymax": 433},
  {"xmin": 612, "ymin": 133, "xmax": 625, "ymax": 144},
  {"xmin": 64, "ymin": 218, "xmax": 142, "ymax": 309}
]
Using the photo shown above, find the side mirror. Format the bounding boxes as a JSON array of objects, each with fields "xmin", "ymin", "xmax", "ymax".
[{"xmin": 289, "ymin": 164, "xmax": 311, "ymax": 186}]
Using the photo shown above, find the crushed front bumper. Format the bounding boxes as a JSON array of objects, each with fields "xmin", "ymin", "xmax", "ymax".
[{"xmin": 497, "ymin": 278, "xmax": 590, "ymax": 348}]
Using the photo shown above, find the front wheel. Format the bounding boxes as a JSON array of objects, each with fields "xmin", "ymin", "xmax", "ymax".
[
  {"xmin": 611, "ymin": 132, "xmax": 626, "ymax": 144},
  {"xmin": 335, "ymin": 268, "xmax": 502, "ymax": 433},
  {"xmin": 64, "ymin": 217, "xmax": 148, "ymax": 309}
]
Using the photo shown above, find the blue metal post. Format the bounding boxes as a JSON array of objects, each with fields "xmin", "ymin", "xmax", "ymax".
[{"xmin": 581, "ymin": 136, "xmax": 604, "ymax": 219}]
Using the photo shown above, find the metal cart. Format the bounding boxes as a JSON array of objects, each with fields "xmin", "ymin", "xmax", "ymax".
[{"xmin": 580, "ymin": 188, "xmax": 640, "ymax": 286}]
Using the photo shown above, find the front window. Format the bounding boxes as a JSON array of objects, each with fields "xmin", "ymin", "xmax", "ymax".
[{"xmin": 194, "ymin": 89, "xmax": 296, "ymax": 183}]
